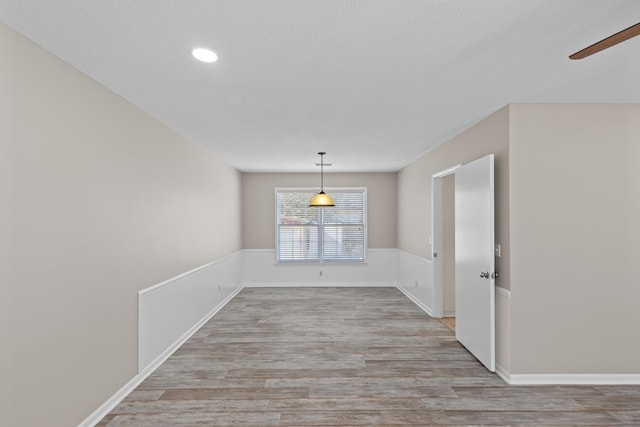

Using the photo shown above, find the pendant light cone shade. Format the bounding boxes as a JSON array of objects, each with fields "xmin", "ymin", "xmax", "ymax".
[
  {"xmin": 309, "ymin": 191, "xmax": 334, "ymax": 207},
  {"xmin": 310, "ymin": 152, "xmax": 335, "ymax": 207}
]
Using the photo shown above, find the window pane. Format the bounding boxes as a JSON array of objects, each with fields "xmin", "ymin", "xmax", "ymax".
[
  {"xmin": 277, "ymin": 192, "xmax": 318, "ymax": 225},
  {"xmin": 278, "ymin": 225, "xmax": 319, "ymax": 260},
  {"xmin": 323, "ymin": 225, "xmax": 365, "ymax": 261},
  {"xmin": 323, "ymin": 208, "xmax": 364, "ymax": 224},
  {"xmin": 324, "ymin": 192, "xmax": 364, "ymax": 224},
  {"xmin": 276, "ymin": 188, "xmax": 366, "ymax": 262}
]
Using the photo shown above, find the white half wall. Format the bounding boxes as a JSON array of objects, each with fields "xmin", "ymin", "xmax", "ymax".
[
  {"xmin": 242, "ymin": 249, "xmax": 398, "ymax": 286},
  {"xmin": 396, "ymin": 250, "xmax": 434, "ymax": 316},
  {"xmin": 138, "ymin": 251, "xmax": 243, "ymax": 371},
  {"xmin": 85, "ymin": 242, "xmax": 640, "ymax": 427},
  {"xmin": 495, "ymin": 286, "xmax": 511, "ymax": 381},
  {"xmin": 82, "ymin": 252, "xmax": 244, "ymax": 426}
]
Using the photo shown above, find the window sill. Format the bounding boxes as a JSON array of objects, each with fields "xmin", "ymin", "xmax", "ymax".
[{"xmin": 274, "ymin": 260, "xmax": 368, "ymax": 266}]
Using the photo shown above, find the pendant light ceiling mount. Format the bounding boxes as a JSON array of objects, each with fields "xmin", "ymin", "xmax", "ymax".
[{"xmin": 309, "ymin": 152, "xmax": 335, "ymax": 207}]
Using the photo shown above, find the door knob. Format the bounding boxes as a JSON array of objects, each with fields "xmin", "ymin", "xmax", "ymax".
[{"xmin": 480, "ymin": 272, "xmax": 489, "ymax": 279}]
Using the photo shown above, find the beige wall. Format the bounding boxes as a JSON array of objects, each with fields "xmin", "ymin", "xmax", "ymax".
[
  {"xmin": 242, "ymin": 173, "xmax": 397, "ymax": 249},
  {"xmin": 399, "ymin": 103, "xmax": 640, "ymax": 375},
  {"xmin": 398, "ymin": 106, "xmax": 511, "ymax": 289},
  {"xmin": 0, "ymin": 25, "xmax": 12, "ymax": 422},
  {"xmin": 2, "ymin": 25, "xmax": 637, "ymax": 427},
  {"xmin": 509, "ymin": 104, "xmax": 640, "ymax": 374},
  {"xmin": 397, "ymin": 106, "xmax": 510, "ymax": 371},
  {"xmin": 1, "ymin": 24, "xmax": 241, "ymax": 426}
]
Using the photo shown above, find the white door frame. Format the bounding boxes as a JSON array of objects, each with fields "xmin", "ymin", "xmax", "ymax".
[{"xmin": 431, "ymin": 163, "xmax": 461, "ymax": 318}]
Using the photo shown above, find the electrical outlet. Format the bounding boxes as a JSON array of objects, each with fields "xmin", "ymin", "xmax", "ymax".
[
  {"xmin": 218, "ymin": 285, "xmax": 221, "ymax": 292},
  {"xmin": 414, "ymin": 280, "xmax": 418, "ymax": 288}
]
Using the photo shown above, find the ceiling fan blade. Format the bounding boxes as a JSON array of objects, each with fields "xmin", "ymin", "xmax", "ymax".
[{"xmin": 570, "ymin": 22, "xmax": 640, "ymax": 59}]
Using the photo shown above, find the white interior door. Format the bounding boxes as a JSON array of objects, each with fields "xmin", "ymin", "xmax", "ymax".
[{"xmin": 454, "ymin": 154, "xmax": 495, "ymax": 372}]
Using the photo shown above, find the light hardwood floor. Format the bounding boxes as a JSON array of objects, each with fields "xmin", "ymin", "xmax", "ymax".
[{"xmin": 97, "ymin": 287, "xmax": 640, "ymax": 426}]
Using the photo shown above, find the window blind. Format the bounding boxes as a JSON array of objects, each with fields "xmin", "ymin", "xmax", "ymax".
[{"xmin": 276, "ymin": 188, "xmax": 366, "ymax": 262}]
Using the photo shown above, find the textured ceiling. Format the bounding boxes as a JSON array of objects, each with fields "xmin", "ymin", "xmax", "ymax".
[{"xmin": 1, "ymin": 1, "xmax": 639, "ymax": 172}]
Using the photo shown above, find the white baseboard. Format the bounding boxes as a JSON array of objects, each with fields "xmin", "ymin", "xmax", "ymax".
[
  {"xmin": 77, "ymin": 361, "xmax": 156, "ymax": 427},
  {"xmin": 396, "ymin": 285, "xmax": 434, "ymax": 317},
  {"xmin": 79, "ymin": 286, "xmax": 243, "ymax": 427},
  {"xmin": 244, "ymin": 282, "xmax": 397, "ymax": 288},
  {"xmin": 495, "ymin": 363, "xmax": 511, "ymax": 383},
  {"xmin": 495, "ymin": 286, "xmax": 511, "ymax": 299},
  {"xmin": 509, "ymin": 373, "xmax": 640, "ymax": 385},
  {"xmin": 496, "ymin": 365, "xmax": 640, "ymax": 385}
]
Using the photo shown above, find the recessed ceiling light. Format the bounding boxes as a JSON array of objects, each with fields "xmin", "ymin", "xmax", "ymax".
[{"xmin": 192, "ymin": 48, "xmax": 218, "ymax": 63}]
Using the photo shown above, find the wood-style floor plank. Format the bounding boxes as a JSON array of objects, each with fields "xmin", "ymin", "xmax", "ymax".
[{"xmin": 96, "ymin": 287, "xmax": 640, "ymax": 426}]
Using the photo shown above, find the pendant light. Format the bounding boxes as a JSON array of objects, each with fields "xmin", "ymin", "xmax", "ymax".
[{"xmin": 309, "ymin": 152, "xmax": 335, "ymax": 207}]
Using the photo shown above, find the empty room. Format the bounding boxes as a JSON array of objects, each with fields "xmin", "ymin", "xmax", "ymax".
[{"xmin": 2, "ymin": 1, "xmax": 639, "ymax": 426}]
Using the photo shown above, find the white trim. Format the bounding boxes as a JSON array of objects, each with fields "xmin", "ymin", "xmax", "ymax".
[
  {"xmin": 245, "ymin": 282, "xmax": 397, "ymax": 288},
  {"xmin": 396, "ymin": 285, "xmax": 434, "ymax": 317},
  {"xmin": 396, "ymin": 249, "xmax": 432, "ymax": 264},
  {"xmin": 495, "ymin": 286, "xmax": 510, "ymax": 299},
  {"xmin": 243, "ymin": 248, "xmax": 275, "ymax": 254},
  {"xmin": 495, "ymin": 363, "xmax": 511, "ymax": 383},
  {"xmin": 505, "ymin": 373, "xmax": 640, "ymax": 385},
  {"xmin": 78, "ymin": 287, "xmax": 242, "ymax": 427},
  {"xmin": 431, "ymin": 176, "xmax": 444, "ymax": 318},
  {"xmin": 275, "ymin": 186, "xmax": 367, "ymax": 192},
  {"xmin": 432, "ymin": 163, "xmax": 462, "ymax": 178},
  {"xmin": 430, "ymin": 162, "xmax": 461, "ymax": 319},
  {"xmin": 496, "ymin": 363, "xmax": 640, "ymax": 385},
  {"xmin": 139, "ymin": 252, "xmax": 240, "ymax": 296},
  {"xmin": 273, "ymin": 259, "xmax": 370, "ymax": 266},
  {"xmin": 78, "ymin": 363, "xmax": 155, "ymax": 427}
]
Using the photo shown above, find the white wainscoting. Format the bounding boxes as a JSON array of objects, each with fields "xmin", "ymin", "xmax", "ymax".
[
  {"xmin": 495, "ymin": 286, "xmax": 511, "ymax": 382},
  {"xmin": 242, "ymin": 249, "xmax": 398, "ymax": 287},
  {"xmin": 396, "ymin": 250, "xmax": 434, "ymax": 316},
  {"xmin": 81, "ymin": 248, "xmax": 640, "ymax": 426},
  {"xmin": 81, "ymin": 252, "xmax": 245, "ymax": 427},
  {"xmin": 138, "ymin": 251, "xmax": 243, "ymax": 371}
]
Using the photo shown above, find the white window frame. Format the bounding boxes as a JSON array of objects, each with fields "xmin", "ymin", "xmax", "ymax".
[{"xmin": 275, "ymin": 187, "xmax": 367, "ymax": 263}]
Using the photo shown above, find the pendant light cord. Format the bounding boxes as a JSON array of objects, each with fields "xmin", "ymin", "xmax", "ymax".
[
  {"xmin": 319, "ymin": 152, "xmax": 326, "ymax": 192},
  {"xmin": 309, "ymin": 151, "xmax": 335, "ymax": 207},
  {"xmin": 320, "ymin": 153, "xmax": 324, "ymax": 192}
]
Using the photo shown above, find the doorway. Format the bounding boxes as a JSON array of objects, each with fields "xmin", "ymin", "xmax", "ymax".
[
  {"xmin": 432, "ymin": 156, "xmax": 497, "ymax": 371},
  {"xmin": 431, "ymin": 163, "xmax": 460, "ymax": 323}
]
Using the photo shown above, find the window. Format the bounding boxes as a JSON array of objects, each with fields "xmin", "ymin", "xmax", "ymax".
[{"xmin": 276, "ymin": 188, "xmax": 366, "ymax": 262}]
